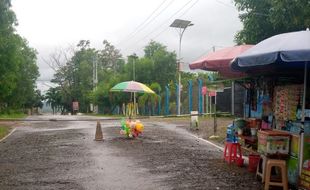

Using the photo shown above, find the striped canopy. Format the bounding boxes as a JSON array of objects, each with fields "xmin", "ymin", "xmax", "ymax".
[{"xmin": 110, "ymin": 81, "xmax": 155, "ymax": 94}]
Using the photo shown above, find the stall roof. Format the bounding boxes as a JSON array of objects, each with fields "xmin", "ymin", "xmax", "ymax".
[{"xmin": 190, "ymin": 45, "xmax": 253, "ymax": 78}]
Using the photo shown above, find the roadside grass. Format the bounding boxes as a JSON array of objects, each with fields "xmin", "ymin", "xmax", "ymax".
[
  {"xmin": 0, "ymin": 113, "xmax": 26, "ymax": 119},
  {"xmin": 85, "ymin": 113, "xmax": 124, "ymax": 118},
  {"xmin": 0, "ymin": 125, "xmax": 11, "ymax": 139},
  {"xmin": 211, "ymin": 125, "xmax": 227, "ymax": 144},
  {"xmin": 151, "ymin": 116, "xmax": 233, "ymax": 145}
]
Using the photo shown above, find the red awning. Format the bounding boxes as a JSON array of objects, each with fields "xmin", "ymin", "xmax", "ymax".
[{"xmin": 189, "ymin": 45, "xmax": 253, "ymax": 78}]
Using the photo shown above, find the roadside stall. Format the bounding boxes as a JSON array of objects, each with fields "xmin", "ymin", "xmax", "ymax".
[
  {"xmin": 231, "ymin": 29, "xmax": 310, "ymax": 189},
  {"xmin": 229, "ymin": 76, "xmax": 309, "ymax": 185},
  {"xmin": 110, "ymin": 81, "xmax": 155, "ymax": 138},
  {"xmin": 189, "ymin": 45, "xmax": 253, "ymax": 137},
  {"xmin": 189, "ymin": 32, "xmax": 310, "ymax": 188}
]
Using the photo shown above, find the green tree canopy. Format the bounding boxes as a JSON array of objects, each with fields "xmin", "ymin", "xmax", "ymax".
[
  {"xmin": 138, "ymin": 41, "xmax": 177, "ymax": 87},
  {"xmin": 48, "ymin": 39, "xmax": 212, "ymax": 115},
  {"xmin": 50, "ymin": 40, "xmax": 125, "ymax": 113},
  {"xmin": 0, "ymin": 0, "xmax": 39, "ymax": 112},
  {"xmin": 234, "ymin": 0, "xmax": 310, "ymax": 44}
]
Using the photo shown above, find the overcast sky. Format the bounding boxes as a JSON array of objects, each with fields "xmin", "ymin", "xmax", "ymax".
[{"xmin": 11, "ymin": 0, "xmax": 242, "ymax": 85}]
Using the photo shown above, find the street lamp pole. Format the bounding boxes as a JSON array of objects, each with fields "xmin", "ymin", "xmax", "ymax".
[
  {"xmin": 129, "ymin": 53, "xmax": 138, "ymax": 116},
  {"xmin": 133, "ymin": 54, "xmax": 136, "ymax": 112},
  {"xmin": 170, "ymin": 19, "xmax": 193, "ymax": 115},
  {"xmin": 129, "ymin": 53, "xmax": 138, "ymax": 80}
]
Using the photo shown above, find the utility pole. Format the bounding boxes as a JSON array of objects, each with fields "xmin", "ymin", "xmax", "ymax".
[
  {"xmin": 93, "ymin": 56, "xmax": 98, "ymax": 89},
  {"xmin": 92, "ymin": 55, "xmax": 98, "ymax": 113}
]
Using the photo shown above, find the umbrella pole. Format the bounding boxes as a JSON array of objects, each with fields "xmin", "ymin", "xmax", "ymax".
[
  {"xmin": 134, "ymin": 92, "xmax": 136, "ymax": 118},
  {"xmin": 214, "ymin": 94, "xmax": 217, "ymax": 136},
  {"xmin": 232, "ymin": 81, "xmax": 235, "ymax": 116},
  {"xmin": 299, "ymin": 62, "xmax": 308, "ymax": 176}
]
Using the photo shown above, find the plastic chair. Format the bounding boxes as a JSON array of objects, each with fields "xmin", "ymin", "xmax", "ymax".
[
  {"xmin": 223, "ymin": 142, "xmax": 242, "ymax": 164},
  {"xmin": 256, "ymin": 155, "xmax": 267, "ymax": 182},
  {"xmin": 264, "ymin": 159, "xmax": 288, "ymax": 190}
]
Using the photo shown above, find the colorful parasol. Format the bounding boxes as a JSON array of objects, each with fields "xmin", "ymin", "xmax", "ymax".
[{"xmin": 110, "ymin": 81, "xmax": 155, "ymax": 94}]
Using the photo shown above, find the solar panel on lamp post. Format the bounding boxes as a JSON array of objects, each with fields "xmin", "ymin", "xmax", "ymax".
[{"xmin": 170, "ymin": 19, "xmax": 193, "ymax": 115}]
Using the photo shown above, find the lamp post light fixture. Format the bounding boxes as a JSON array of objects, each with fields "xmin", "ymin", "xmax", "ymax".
[{"xmin": 170, "ymin": 19, "xmax": 193, "ymax": 115}]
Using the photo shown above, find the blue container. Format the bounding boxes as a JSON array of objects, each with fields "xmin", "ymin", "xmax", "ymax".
[
  {"xmin": 226, "ymin": 124, "xmax": 238, "ymax": 142},
  {"xmin": 226, "ymin": 124, "xmax": 236, "ymax": 134},
  {"xmin": 288, "ymin": 121, "xmax": 310, "ymax": 135},
  {"xmin": 287, "ymin": 121, "xmax": 301, "ymax": 134}
]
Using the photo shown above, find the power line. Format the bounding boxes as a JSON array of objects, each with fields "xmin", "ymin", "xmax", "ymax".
[
  {"xmin": 36, "ymin": 79, "xmax": 53, "ymax": 82},
  {"xmin": 193, "ymin": 47, "xmax": 213, "ymax": 60},
  {"xmin": 134, "ymin": 0, "xmax": 195, "ymax": 43},
  {"xmin": 130, "ymin": 0, "xmax": 168, "ymax": 33},
  {"xmin": 133, "ymin": 0, "xmax": 232, "ymax": 50},
  {"xmin": 116, "ymin": 0, "xmax": 168, "ymax": 46},
  {"xmin": 178, "ymin": 0, "xmax": 200, "ymax": 18},
  {"xmin": 123, "ymin": 0, "xmax": 197, "ymax": 53},
  {"xmin": 192, "ymin": 45, "xmax": 231, "ymax": 61},
  {"xmin": 150, "ymin": 0, "xmax": 200, "ymax": 41},
  {"xmin": 39, "ymin": 82, "xmax": 56, "ymax": 88},
  {"xmin": 117, "ymin": 0, "xmax": 175, "ymax": 47},
  {"xmin": 122, "ymin": 0, "xmax": 233, "ymax": 60},
  {"xmin": 152, "ymin": 0, "xmax": 200, "ymax": 39},
  {"xmin": 214, "ymin": 0, "xmax": 235, "ymax": 9}
]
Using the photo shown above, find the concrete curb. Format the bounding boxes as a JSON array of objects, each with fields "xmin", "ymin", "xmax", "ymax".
[
  {"xmin": 0, "ymin": 127, "xmax": 16, "ymax": 143},
  {"xmin": 188, "ymin": 133, "xmax": 224, "ymax": 151}
]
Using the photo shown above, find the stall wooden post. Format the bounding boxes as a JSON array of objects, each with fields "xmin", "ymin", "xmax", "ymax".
[{"xmin": 299, "ymin": 62, "xmax": 308, "ymax": 175}]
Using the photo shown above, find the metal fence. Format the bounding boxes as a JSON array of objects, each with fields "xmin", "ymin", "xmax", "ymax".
[{"xmin": 142, "ymin": 80, "xmax": 246, "ymax": 117}]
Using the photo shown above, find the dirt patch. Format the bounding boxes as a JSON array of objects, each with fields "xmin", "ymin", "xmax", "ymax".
[
  {"xmin": 0, "ymin": 122, "xmax": 88, "ymax": 190},
  {"xmin": 147, "ymin": 116, "xmax": 233, "ymax": 145}
]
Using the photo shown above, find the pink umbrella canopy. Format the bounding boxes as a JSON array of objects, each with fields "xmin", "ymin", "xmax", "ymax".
[
  {"xmin": 110, "ymin": 81, "xmax": 155, "ymax": 94},
  {"xmin": 189, "ymin": 45, "xmax": 253, "ymax": 78}
]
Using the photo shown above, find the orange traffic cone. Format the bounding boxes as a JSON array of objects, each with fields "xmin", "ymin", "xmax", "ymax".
[{"xmin": 95, "ymin": 121, "xmax": 103, "ymax": 141}]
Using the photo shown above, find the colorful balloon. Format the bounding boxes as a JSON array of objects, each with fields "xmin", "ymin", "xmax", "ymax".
[
  {"xmin": 135, "ymin": 122, "xmax": 144, "ymax": 133},
  {"xmin": 120, "ymin": 119, "xmax": 144, "ymax": 138}
]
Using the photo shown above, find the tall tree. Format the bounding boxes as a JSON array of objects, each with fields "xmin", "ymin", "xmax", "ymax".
[
  {"xmin": 49, "ymin": 40, "xmax": 125, "ymax": 113},
  {"xmin": 50, "ymin": 41, "xmax": 96, "ymax": 113},
  {"xmin": 99, "ymin": 40, "xmax": 124, "ymax": 72},
  {"xmin": 6, "ymin": 39, "xmax": 39, "ymax": 109},
  {"xmin": 92, "ymin": 40, "xmax": 125, "ymax": 114},
  {"xmin": 234, "ymin": 0, "xmax": 310, "ymax": 44},
  {"xmin": 0, "ymin": 0, "xmax": 39, "ymax": 112},
  {"xmin": 133, "ymin": 41, "xmax": 177, "ymax": 88},
  {"xmin": 45, "ymin": 87, "xmax": 61, "ymax": 114}
]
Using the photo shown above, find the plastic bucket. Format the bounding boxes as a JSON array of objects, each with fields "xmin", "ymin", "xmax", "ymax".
[
  {"xmin": 236, "ymin": 158, "xmax": 244, "ymax": 167},
  {"xmin": 248, "ymin": 154, "xmax": 260, "ymax": 172}
]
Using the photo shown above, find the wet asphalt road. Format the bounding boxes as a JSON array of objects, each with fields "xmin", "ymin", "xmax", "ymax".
[{"xmin": 0, "ymin": 115, "xmax": 261, "ymax": 190}]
